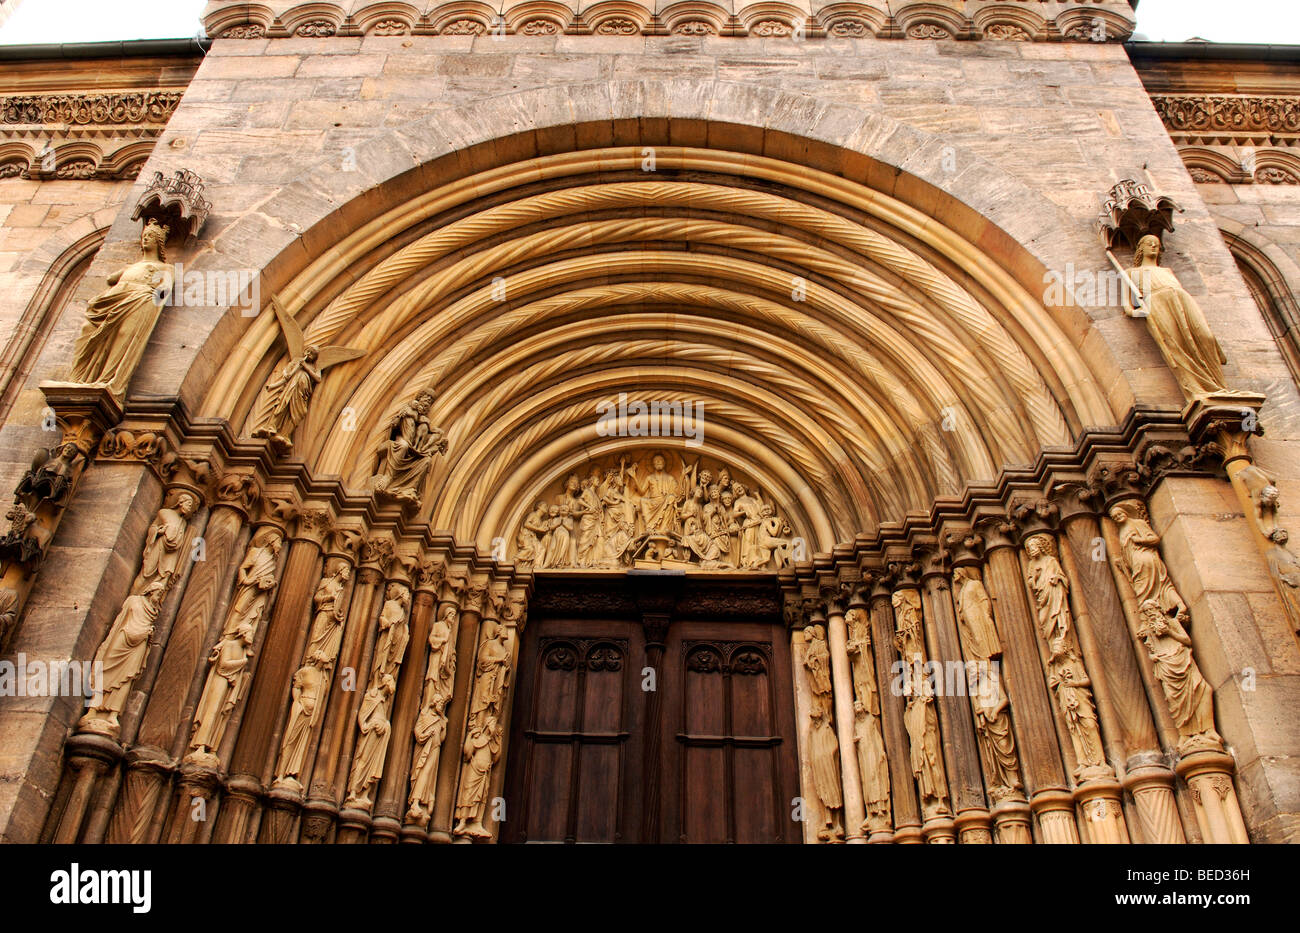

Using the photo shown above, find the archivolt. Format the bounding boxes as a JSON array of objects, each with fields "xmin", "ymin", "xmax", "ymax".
[{"xmin": 199, "ymin": 146, "xmax": 1116, "ymax": 551}]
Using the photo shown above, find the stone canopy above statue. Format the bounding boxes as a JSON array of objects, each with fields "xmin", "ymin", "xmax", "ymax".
[{"xmin": 512, "ymin": 451, "xmax": 801, "ymax": 572}]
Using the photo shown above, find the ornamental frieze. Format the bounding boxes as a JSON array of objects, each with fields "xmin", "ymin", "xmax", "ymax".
[
  {"xmin": 203, "ymin": 0, "xmax": 1135, "ymax": 41},
  {"xmin": 1, "ymin": 91, "xmax": 182, "ymax": 126},
  {"xmin": 1153, "ymin": 94, "xmax": 1300, "ymax": 137}
]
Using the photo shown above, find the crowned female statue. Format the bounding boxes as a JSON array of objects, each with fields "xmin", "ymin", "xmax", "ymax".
[
  {"xmin": 69, "ymin": 219, "xmax": 173, "ymax": 400},
  {"xmin": 1123, "ymin": 235, "xmax": 1236, "ymax": 402}
]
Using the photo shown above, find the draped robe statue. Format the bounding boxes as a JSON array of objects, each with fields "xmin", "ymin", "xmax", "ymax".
[
  {"xmin": 845, "ymin": 608, "xmax": 890, "ymax": 831},
  {"xmin": 370, "ymin": 389, "xmax": 448, "ymax": 508},
  {"xmin": 1137, "ymin": 600, "xmax": 1220, "ymax": 753},
  {"xmin": 892, "ymin": 589, "xmax": 950, "ymax": 817},
  {"xmin": 952, "ymin": 566, "xmax": 1023, "ymax": 799},
  {"xmin": 139, "ymin": 493, "xmax": 198, "ymax": 590},
  {"xmin": 1123, "ymin": 235, "xmax": 1237, "ymax": 401},
  {"xmin": 1023, "ymin": 534, "xmax": 1107, "ymax": 777},
  {"xmin": 627, "ymin": 455, "xmax": 679, "ymax": 534},
  {"xmin": 407, "ymin": 606, "xmax": 458, "ymax": 826},
  {"xmin": 454, "ymin": 623, "xmax": 514, "ymax": 839},
  {"xmin": 304, "ymin": 562, "xmax": 350, "ymax": 668},
  {"xmin": 1110, "ymin": 506, "xmax": 1188, "ymax": 620},
  {"xmin": 275, "ymin": 664, "xmax": 325, "ymax": 787},
  {"xmin": 68, "ymin": 219, "xmax": 173, "ymax": 400},
  {"xmin": 347, "ymin": 674, "xmax": 396, "ymax": 808},
  {"xmin": 82, "ymin": 580, "xmax": 168, "ymax": 732},
  {"xmin": 188, "ymin": 619, "xmax": 256, "ymax": 759},
  {"xmin": 801, "ymin": 624, "xmax": 843, "ymax": 841}
]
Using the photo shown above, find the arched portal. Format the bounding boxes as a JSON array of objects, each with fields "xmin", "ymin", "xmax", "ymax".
[{"xmin": 39, "ymin": 115, "xmax": 1254, "ymax": 848}]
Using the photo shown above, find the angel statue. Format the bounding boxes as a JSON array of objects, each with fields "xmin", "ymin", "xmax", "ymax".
[{"xmin": 250, "ymin": 295, "xmax": 364, "ymax": 455}]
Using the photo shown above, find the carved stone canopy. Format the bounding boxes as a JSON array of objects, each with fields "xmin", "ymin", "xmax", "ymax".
[
  {"xmin": 512, "ymin": 451, "xmax": 800, "ymax": 572},
  {"xmin": 131, "ymin": 168, "xmax": 211, "ymax": 241},
  {"xmin": 1096, "ymin": 178, "xmax": 1182, "ymax": 251}
]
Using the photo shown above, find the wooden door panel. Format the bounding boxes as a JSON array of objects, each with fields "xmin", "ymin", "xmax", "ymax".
[
  {"xmin": 504, "ymin": 589, "xmax": 797, "ymax": 844},
  {"xmin": 504, "ymin": 620, "xmax": 642, "ymax": 843}
]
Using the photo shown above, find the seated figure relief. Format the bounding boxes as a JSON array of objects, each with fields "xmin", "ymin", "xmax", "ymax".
[{"xmin": 512, "ymin": 452, "xmax": 799, "ymax": 571}]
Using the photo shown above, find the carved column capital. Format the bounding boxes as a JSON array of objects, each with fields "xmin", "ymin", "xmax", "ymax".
[
  {"xmin": 1083, "ymin": 460, "xmax": 1145, "ymax": 511},
  {"xmin": 325, "ymin": 525, "xmax": 364, "ymax": 563},
  {"xmin": 292, "ymin": 507, "xmax": 333, "ymax": 545},
  {"xmin": 819, "ymin": 580, "xmax": 850, "ymax": 617},
  {"xmin": 462, "ymin": 581, "xmax": 489, "ymax": 616},
  {"xmin": 941, "ymin": 528, "xmax": 985, "ymax": 567},
  {"xmin": 415, "ymin": 554, "xmax": 447, "ymax": 595},
  {"xmin": 360, "ymin": 534, "xmax": 396, "ymax": 577},
  {"xmin": 1008, "ymin": 498, "xmax": 1060, "ymax": 537},
  {"xmin": 803, "ymin": 596, "xmax": 827, "ymax": 625},
  {"xmin": 1183, "ymin": 394, "xmax": 1267, "ymax": 469},
  {"xmin": 911, "ymin": 540, "xmax": 948, "ymax": 582},
  {"xmin": 884, "ymin": 558, "xmax": 922, "ymax": 591}
]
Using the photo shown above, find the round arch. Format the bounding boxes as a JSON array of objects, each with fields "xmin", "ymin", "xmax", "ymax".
[{"xmin": 173, "ymin": 89, "xmax": 1127, "ymax": 556}]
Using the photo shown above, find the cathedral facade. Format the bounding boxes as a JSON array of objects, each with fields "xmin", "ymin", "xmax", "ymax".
[{"xmin": 0, "ymin": 0, "xmax": 1297, "ymax": 844}]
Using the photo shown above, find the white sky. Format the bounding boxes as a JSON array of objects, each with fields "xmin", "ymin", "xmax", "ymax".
[{"xmin": 0, "ymin": 0, "xmax": 1295, "ymax": 45}]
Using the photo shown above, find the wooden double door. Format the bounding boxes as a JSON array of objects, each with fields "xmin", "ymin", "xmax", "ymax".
[{"xmin": 502, "ymin": 579, "xmax": 799, "ymax": 844}]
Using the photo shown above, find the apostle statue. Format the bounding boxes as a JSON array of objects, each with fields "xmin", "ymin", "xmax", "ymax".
[
  {"xmin": 249, "ymin": 295, "xmax": 363, "ymax": 455},
  {"xmin": 139, "ymin": 493, "xmax": 198, "ymax": 590},
  {"xmin": 68, "ymin": 219, "xmax": 173, "ymax": 400},
  {"xmin": 1023, "ymin": 533, "xmax": 1108, "ymax": 777},
  {"xmin": 1137, "ymin": 600, "xmax": 1220, "ymax": 753},
  {"xmin": 406, "ymin": 606, "xmax": 458, "ymax": 827},
  {"xmin": 188, "ymin": 618, "xmax": 256, "ymax": 761},
  {"xmin": 304, "ymin": 562, "xmax": 350, "ymax": 668},
  {"xmin": 274, "ymin": 664, "xmax": 326, "ymax": 789},
  {"xmin": 369, "ymin": 388, "xmax": 448, "ymax": 509},
  {"xmin": 453, "ymin": 711, "xmax": 502, "ymax": 839},
  {"xmin": 1123, "ymin": 235, "xmax": 1239, "ymax": 402},
  {"xmin": 80, "ymin": 580, "xmax": 169, "ymax": 734},
  {"xmin": 1110, "ymin": 504, "xmax": 1188, "ymax": 620},
  {"xmin": 346, "ymin": 673, "xmax": 396, "ymax": 809},
  {"xmin": 222, "ymin": 529, "xmax": 282, "ymax": 637}
]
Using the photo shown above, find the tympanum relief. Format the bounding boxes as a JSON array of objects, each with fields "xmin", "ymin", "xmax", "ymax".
[{"xmin": 513, "ymin": 453, "xmax": 800, "ymax": 571}]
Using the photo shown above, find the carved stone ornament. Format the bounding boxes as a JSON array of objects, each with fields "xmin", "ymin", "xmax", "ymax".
[
  {"xmin": 513, "ymin": 453, "xmax": 800, "ymax": 571},
  {"xmin": 368, "ymin": 388, "xmax": 448, "ymax": 510},
  {"xmin": 1096, "ymin": 179, "xmax": 1181, "ymax": 252},
  {"xmin": 67, "ymin": 219, "xmax": 172, "ymax": 401},
  {"xmin": 1, "ymin": 91, "xmax": 181, "ymax": 126},
  {"xmin": 130, "ymin": 169, "xmax": 211, "ymax": 241},
  {"xmin": 249, "ymin": 295, "xmax": 364, "ymax": 455}
]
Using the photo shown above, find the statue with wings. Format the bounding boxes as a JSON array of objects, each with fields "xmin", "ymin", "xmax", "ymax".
[{"xmin": 250, "ymin": 295, "xmax": 364, "ymax": 455}]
